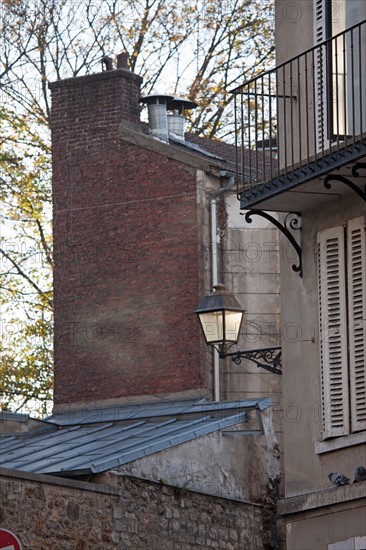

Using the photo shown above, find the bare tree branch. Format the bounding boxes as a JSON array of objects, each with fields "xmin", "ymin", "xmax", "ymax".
[{"xmin": 0, "ymin": 246, "xmax": 53, "ymax": 308}]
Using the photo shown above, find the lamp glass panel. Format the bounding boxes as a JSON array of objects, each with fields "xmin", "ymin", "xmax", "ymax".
[
  {"xmin": 198, "ymin": 311, "xmax": 224, "ymax": 343},
  {"xmin": 224, "ymin": 311, "xmax": 243, "ymax": 343}
]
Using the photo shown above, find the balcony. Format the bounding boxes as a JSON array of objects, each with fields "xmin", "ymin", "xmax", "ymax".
[{"xmin": 233, "ymin": 20, "xmax": 366, "ymax": 212}]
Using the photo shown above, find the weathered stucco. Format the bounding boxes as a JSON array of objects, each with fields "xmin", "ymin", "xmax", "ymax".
[
  {"xmin": 278, "ymin": 483, "xmax": 366, "ymax": 550},
  {"xmin": 275, "ymin": 0, "xmax": 314, "ymax": 65},
  {"xmin": 111, "ymin": 407, "xmax": 280, "ymax": 505}
]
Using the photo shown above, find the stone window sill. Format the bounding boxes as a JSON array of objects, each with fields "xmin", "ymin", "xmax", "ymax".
[
  {"xmin": 315, "ymin": 431, "xmax": 366, "ymax": 454},
  {"xmin": 278, "ymin": 482, "xmax": 366, "ymax": 516}
]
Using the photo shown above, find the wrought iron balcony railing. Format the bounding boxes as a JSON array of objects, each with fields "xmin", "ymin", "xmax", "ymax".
[{"xmin": 233, "ymin": 19, "xmax": 366, "ymax": 208}]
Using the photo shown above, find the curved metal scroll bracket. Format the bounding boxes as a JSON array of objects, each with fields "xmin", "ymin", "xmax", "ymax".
[
  {"xmin": 222, "ymin": 346, "xmax": 282, "ymax": 375},
  {"xmin": 324, "ymin": 171, "xmax": 366, "ymax": 202},
  {"xmin": 244, "ymin": 210, "xmax": 303, "ymax": 277}
]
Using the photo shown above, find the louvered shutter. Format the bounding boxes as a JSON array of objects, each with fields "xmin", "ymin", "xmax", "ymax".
[
  {"xmin": 347, "ymin": 217, "xmax": 366, "ymax": 432},
  {"xmin": 313, "ymin": 0, "xmax": 330, "ymax": 151},
  {"xmin": 318, "ymin": 226, "xmax": 350, "ymax": 438}
]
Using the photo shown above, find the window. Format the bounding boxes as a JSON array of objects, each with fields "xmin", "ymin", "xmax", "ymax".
[
  {"xmin": 313, "ymin": 0, "xmax": 366, "ymax": 146},
  {"xmin": 317, "ymin": 217, "xmax": 366, "ymax": 439}
]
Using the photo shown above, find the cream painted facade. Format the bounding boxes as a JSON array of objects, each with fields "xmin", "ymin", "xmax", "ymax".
[
  {"xmin": 279, "ymin": 194, "xmax": 366, "ymax": 548},
  {"xmin": 273, "ymin": 1, "xmax": 366, "ymax": 548},
  {"xmin": 222, "ymin": 197, "xmax": 281, "ymax": 403}
]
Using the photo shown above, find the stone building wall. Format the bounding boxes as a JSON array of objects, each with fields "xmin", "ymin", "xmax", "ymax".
[
  {"xmin": 0, "ymin": 468, "xmax": 118, "ymax": 549},
  {"xmin": 109, "ymin": 475, "xmax": 266, "ymax": 550},
  {"xmin": 0, "ymin": 468, "xmax": 271, "ymax": 549}
]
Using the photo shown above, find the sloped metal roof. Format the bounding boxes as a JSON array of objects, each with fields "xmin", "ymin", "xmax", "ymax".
[
  {"xmin": 0, "ymin": 398, "xmax": 270, "ymax": 477},
  {"xmin": 170, "ymin": 134, "xmax": 226, "ymax": 161},
  {"xmin": 47, "ymin": 397, "xmax": 271, "ymax": 426}
]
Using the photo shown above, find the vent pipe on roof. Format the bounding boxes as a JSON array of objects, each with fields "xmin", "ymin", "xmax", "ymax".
[
  {"xmin": 167, "ymin": 97, "xmax": 198, "ymax": 142},
  {"xmin": 140, "ymin": 94, "xmax": 174, "ymax": 142},
  {"xmin": 141, "ymin": 94, "xmax": 198, "ymax": 143}
]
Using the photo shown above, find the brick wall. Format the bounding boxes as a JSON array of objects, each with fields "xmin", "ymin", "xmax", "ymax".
[
  {"xmin": 0, "ymin": 469, "xmax": 270, "ymax": 549},
  {"xmin": 50, "ymin": 68, "xmax": 206, "ymax": 405}
]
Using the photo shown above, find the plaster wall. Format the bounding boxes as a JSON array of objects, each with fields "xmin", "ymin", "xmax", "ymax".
[
  {"xmin": 193, "ymin": 178, "xmax": 281, "ymax": 405},
  {"xmin": 279, "ymin": 193, "xmax": 366, "ymax": 498},
  {"xmin": 111, "ymin": 407, "xmax": 280, "ymax": 504},
  {"xmin": 275, "ymin": 1, "xmax": 314, "ymax": 67},
  {"xmin": 222, "ymin": 197, "xmax": 281, "ymax": 402},
  {"xmin": 216, "ymin": 195, "xmax": 283, "ymax": 451},
  {"xmin": 282, "ymin": 498, "xmax": 366, "ymax": 550}
]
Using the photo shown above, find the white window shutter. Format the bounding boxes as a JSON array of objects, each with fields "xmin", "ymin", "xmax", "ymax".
[
  {"xmin": 314, "ymin": 0, "xmax": 326, "ymax": 43},
  {"xmin": 313, "ymin": 0, "xmax": 329, "ymax": 151},
  {"xmin": 347, "ymin": 217, "xmax": 366, "ymax": 432},
  {"xmin": 318, "ymin": 226, "xmax": 350, "ymax": 438}
]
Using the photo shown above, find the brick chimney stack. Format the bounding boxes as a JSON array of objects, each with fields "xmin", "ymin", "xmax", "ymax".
[{"xmin": 49, "ymin": 58, "xmax": 206, "ymax": 409}]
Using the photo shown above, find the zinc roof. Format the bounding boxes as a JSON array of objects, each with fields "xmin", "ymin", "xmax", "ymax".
[{"xmin": 0, "ymin": 398, "xmax": 270, "ymax": 477}]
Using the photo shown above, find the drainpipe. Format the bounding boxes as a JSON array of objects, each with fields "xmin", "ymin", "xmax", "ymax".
[{"xmin": 210, "ymin": 174, "xmax": 236, "ymax": 402}]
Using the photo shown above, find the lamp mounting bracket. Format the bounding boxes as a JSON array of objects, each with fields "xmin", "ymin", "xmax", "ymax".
[
  {"xmin": 220, "ymin": 346, "xmax": 282, "ymax": 375},
  {"xmin": 244, "ymin": 210, "xmax": 302, "ymax": 277}
]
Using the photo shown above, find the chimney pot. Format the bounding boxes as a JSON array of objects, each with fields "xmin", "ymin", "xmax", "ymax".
[
  {"xmin": 117, "ymin": 52, "xmax": 129, "ymax": 69},
  {"xmin": 101, "ymin": 56, "xmax": 113, "ymax": 71}
]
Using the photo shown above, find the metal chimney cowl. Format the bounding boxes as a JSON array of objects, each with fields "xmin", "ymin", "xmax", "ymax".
[
  {"xmin": 140, "ymin": 94, "xmax": 198, "ymax": 143},
  {"xmin": 167, "ymin": 97, "xmax": 198, "ymax": 142},
  {"xmin": 167, "ymin": 113, "xmax": 185, "ymax": 141},
  {"xmin": 140, "ymin": 94, "xmax": 173, "ymax": 143}
]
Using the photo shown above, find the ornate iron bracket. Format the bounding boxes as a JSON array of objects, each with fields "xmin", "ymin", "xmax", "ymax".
[
  {"xmin": 324, "ymin": 167, "xmax": 366, "ymax": 202},
  {"xmin": 220, "ymin": 346, "xmax": 282, "ymax": 375},
  {"xmin": 244, "ymin": 210, "xmax": 302, "ymax": 277}
]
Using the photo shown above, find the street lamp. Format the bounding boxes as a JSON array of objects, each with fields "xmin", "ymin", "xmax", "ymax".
[
  {"xmin": 195, "ymin": 284, "xmax": 282, "ymax": 375},
  {"xmin": 195, "ymin": 284, "xmax": 244, "ymax": 352}
]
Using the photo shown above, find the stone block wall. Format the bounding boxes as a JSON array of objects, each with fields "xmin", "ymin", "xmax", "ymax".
[
  {"xmin": 0, "ymin": 469, "xmax": 273, "ymax": 549},
  {"xmin": 0, "ymin": 469, "xmax": 118, "ymax": 549},
  {"xmin": 112, "ymin": 476, "xmax": 266, "ymax": 549}
]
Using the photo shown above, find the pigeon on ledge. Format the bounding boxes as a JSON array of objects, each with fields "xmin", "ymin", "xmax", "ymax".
[
  {"xmin": 328, "ymin": 472, "xmax": 350, "ymax": 486},
  {"xmin": 354, "ymin": 466, "xmax": 366, "ymax": 483}
]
